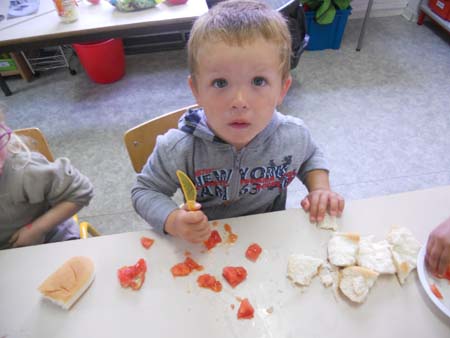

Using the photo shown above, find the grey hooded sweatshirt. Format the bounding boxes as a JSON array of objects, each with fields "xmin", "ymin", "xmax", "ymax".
[
  {"xmin": 132, "ymin": 107, "xmax": 329, "ymax": 234},
  {"xmin": 0, "ymin": 152, "xmax": 93, "ymax": 249}
]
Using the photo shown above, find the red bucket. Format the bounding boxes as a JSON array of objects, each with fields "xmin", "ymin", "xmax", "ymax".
[{"xmin": 73, "ymin": 38, "xmax": 125, "ymax": 84}]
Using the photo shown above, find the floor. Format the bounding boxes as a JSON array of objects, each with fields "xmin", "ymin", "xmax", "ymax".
[{"xmin": 2, "ymin": 15, "xmax": 450, "ymax": 235}]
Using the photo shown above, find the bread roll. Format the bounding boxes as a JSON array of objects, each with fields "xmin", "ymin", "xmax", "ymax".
[
  {"xmin": 287, "ymin": 254, "xmax": 324, "ymax": 286},
  {"xmin": 339, "ymin": 266, "xmax": 379, "ymax": 303},
  {"xmin": 386, "ymin": 226, "xmax": 421, "ymax": 284},
  {"xmin": 38, "ymin": 256, "xmax": 95, "ymax": 310},
  {"xmin": 357, "ymin": 236, "xmax": 396, "ymax": 274},
  {"xmin": 317, "ymin": 214, "xmax": 339, "ymax": 231},
  {"xmin": 328, "ymin": 232, "xmax": 360, "ymax": 267}
]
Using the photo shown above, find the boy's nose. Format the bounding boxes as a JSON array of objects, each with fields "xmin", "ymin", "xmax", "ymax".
[{"xmin": 231, "ymin": 88, "xmax": 248, "ymax": 110}]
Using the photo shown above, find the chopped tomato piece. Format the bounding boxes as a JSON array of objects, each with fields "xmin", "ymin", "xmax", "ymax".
[
  {"xmin": 184, "ymin": 257, "xmax": 204, "ymax": 271},
  {"xmin": 204, "ymin": 230, "xmax": 222, "ymax": 250},
  {"xmin": 140, "ymin": 236, "xmax": 154, "ymax": 249},
  {"xmin": 223, "ymin": 266, "xmax": 247, "ymax": 288},
  {"xmin": 430, "ymin": 284, "xmax": 444, "ymax": 299},
  {"xmin": 117, "ymin": 258, "xmax": 147, "ymax": 290},
  {"xmin": 443, "ymin": 266, "xmax": 450, "ymax": 281},
  {"xmin": 171, "ymin": 262, "xmax": 192, "ymax": 277},
  {"xmin": 224, "ymin": 223, "xmax": 238, "ymax": 244},
  {"xmin": 245, "ymin": 243, "xmax": 262, "ymax": 262},
  {"xmin": 197, "ymin": 274, "xmax": 222, "ymax": 292},
  {"xmin": 237, "ymin": 298, "xmax": 254, "ymax": 319},
  {"xmin": 171, "ymin": 257, "xmax": 203, "ymax": 277}
]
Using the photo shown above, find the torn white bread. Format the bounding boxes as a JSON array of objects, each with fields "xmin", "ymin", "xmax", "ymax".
[
  {"xmin": 287, "ymin": 254, "xmax": 324, "ymax": 287},
  {"xmin": 386, "ymin": 226, "xmax": 421, "ymax": 285},
  {"xmin": 328, "ymin": 232, "xmax": 360, "ymax": 267},
  {"xmin": 38, "ymin": 256, "xmax": 95, "ymax": 310},
  {"xmin": 339, "ymin": 266, "xmax": 379, "ymax": 303},
  {"xmin": 319, "ymin": 262, "xmax": 339, "ymax": 288},
  {"xmin": 357, "ymin": 236, "xmax": 396, "ymax": 274},
  {"xmin": 317, "ymin": 214, "xmax": 339, "ymax": 231}
]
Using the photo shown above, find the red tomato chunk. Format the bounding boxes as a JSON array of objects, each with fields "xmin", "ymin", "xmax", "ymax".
[
  {"xmin": 245, "ymin": 243, "xmax": 262, "ymax": 262},
  {"xmin": 171, "ymin": 257, "xmax": 204, "ymax": 277},
  {"xmin": 237, "ymin": 298, "xmax": 254, "ymax": 319},
  {"xmin": 204, "ymin": 230, "xmax": 222, "ymax": 250},
  {"xmin": 197, "ymin": 274, "xmax": 223, "ymax": 292},
  {"xmin": 140, "ymin": 236, "xmax": 154, "ymax": 249},
  {"xmin": 117, "ymin": 258, "xmax": 147, "ymax": 291},
  {"xmin": 223, "ymin": 266, "xmax": 247, "ymax": 288}
]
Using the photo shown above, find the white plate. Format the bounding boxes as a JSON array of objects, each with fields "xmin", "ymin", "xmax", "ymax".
[{"xmin": 416, "ymin": 246, "xmax": 450, "ymax": 318}]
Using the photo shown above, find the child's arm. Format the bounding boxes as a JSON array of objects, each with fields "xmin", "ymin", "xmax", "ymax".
[
  {"xmin": 164, "ymin": 202, "xmax": 211, "ymax": 243},
  {"xmin": 426, "ymin": 216, "xmax": 450, "ymax": 276},
  {"xmin": 9, "ymin": 201, "xmax": 82, "ymax": 248},
  {"xmin": 300, "ymin": 169, "xmax": 345, "ymax": 223}
]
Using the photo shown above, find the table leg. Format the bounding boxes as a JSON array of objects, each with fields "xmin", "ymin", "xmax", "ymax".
[
  {"xmin": 417, "ymin": 11, "xmax": 426, "ymax": 25},
  {"xmin": 0, "ymin": 74, "xmax": 12, "ymax": 96},
  {"xmin": 356, "ymin": 0, "xmax": 374, "ymax": 51}
]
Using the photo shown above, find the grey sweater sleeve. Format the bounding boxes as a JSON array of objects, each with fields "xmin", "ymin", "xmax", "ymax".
[
  {"xmin": 296, "ymin": 126, "xmax": 329, "ymax": 184},
  {"xmin": 22, "ymin": 154, "xmax": 94, "ymax": 207},
  {"xmin": 131, "ymin": 134, "xmax": 181, "ymax": 234}
]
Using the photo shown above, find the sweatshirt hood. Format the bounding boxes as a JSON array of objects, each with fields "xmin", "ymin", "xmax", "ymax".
[{"xmin": 178, "ymin": 107, "xmax": 282, "ymax": 149}]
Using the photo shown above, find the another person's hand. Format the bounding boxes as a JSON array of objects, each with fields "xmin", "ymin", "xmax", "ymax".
[
  {"xmin": 426, "ymin": 217, "xmax": 450, "ymax": 276},
  {"xmin": 301, "ymin": 189, "xmax": 345, "ymax": 223},
  {"xmin": 8, "ymin": 224, "xmax": 46, "ymax": 248},
  {"xmin": 165, "ymin": 202, "xmax": 211, "ymax": 243}
]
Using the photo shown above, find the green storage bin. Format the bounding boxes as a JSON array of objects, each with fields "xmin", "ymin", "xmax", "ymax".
[{"xmin": 0, "ymin": 55, "xmax": 17, "ymax": 72}]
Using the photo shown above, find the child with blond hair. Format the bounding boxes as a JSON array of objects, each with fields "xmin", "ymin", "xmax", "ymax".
[
  {"xmin": 0, "ymin": 104, "xmax": 93, "ymax": 249},
  {"xmin": 132, "ymin": 0, "xmax": 344, "ymax": 243}
]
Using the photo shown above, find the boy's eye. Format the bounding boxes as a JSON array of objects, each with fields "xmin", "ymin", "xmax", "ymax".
[
  {"xmin": 212, "ymin": 79, "xmax": 228, "ymax": 88},
  {"xmin": 252, "ymin": 77, "xmax": 266, "ymax": 86}
]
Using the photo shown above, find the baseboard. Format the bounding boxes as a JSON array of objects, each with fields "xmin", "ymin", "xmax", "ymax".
[{"xmin": 350, "ymin": 7, "xmax": 407, "ymax": 19}]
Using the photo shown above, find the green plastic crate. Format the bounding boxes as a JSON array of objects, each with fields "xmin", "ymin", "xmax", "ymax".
[{"xmin": 0, "ymin": 57, "xmax": 17, "ymax": 72}]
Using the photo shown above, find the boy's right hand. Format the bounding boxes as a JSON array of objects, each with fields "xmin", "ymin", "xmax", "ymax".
[{"xmin": 164, "ymin": 203, "xmax": 211, "ymax": 243}]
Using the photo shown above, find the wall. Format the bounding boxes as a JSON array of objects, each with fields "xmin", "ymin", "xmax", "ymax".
[
  {"xmin": 349, "ymin": 0, "xmax": 409, "ymax": 19},
  {"xmin": 402, "ymin": 0, "xmax": 421, "ymax": 21}
]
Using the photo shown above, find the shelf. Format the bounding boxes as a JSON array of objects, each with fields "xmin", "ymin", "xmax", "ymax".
[
  {"xmin": 0, "ymin": 52, "xmax": 33, "ymax": 81},
  {"xmin": 419, "ymin": 0, "xmax": 450, "ymax": 33}
]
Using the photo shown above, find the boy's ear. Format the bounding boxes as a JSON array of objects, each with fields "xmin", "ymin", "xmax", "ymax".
[
  {"xmin": 277, "ymin": 75, "xmax": 292, "ymax": 105},
  {"xmin": 188, "ymin": 75, "xmax": 199, "ymax": 102}
]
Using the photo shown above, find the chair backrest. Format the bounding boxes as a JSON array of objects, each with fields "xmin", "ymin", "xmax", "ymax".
[
  {"xmin": 124, "ymin": 104, "xmax": 198, "ymax": 173},
  {"xmin": 14, "ymin": 127, "xmax": 55, "ymax": 162}
]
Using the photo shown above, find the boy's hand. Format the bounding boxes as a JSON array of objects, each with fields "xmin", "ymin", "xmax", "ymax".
[
  {"xmin": 9, "ymin": 224, "xmax": 46, "ymax": 248},
  {"xmin": 301, "ymin": 189, "xmax": 345, "ymax": 223},
  {"xmin": 165, "ymin": 202, "xmax": 211, "ymax": 243},
  {"xmin": 426, "ymin": 217, "xmax": 450, "ymax": 276}
]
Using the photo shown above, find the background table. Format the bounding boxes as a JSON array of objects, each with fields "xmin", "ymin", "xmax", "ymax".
[
  {"xmin": 1, "ymin": 186, "xmax": 450, "ymax": 337},
  {"xmin": 0, "ymin": 0, "xmax": 208, "ymax": 95}
]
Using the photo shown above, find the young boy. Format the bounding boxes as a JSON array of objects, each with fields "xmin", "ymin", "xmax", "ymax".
[{"xmin": 132, "ymin": 0, "xmax": 344, "ymax": 243}]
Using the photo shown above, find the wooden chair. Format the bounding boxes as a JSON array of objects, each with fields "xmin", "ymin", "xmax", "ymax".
[
  {"xmin": 14, "ymin": 127, "xmax": 100, "ymax": 239},
  {"xmin": 124, "ymin": 104, "xmax": 198, "ymax": 173}
]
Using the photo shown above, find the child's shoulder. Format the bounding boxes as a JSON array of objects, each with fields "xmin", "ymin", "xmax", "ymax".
[
  {"xmin": 276, "ymin": 112, "xmax": 311, "ymax": 135},
  {"xmin": 277, "ymin": 112, "xmax": 307, "ymax": 128},
  {"xmin": 155, "ymin": 128, "xmax": 194, "ymax": 152},
  {"xmin": 8, "ymin": 151, "xmax": 71, "ymax": 175}
]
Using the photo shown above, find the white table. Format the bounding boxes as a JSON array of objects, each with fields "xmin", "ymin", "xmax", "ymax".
[{"xmin": 1, "ymin": 186, "xmax": 450, "ymax": 337}]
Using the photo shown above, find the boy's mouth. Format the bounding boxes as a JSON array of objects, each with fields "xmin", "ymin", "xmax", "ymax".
[{"xmin": 229, "ymin": 122, "xmax": 250, "ymax": 129}]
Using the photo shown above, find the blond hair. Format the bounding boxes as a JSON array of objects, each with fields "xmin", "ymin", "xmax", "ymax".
[
  {"xmin": 188, "ymin": 0, "xmax": 292, "ymax": 80},
  {"xmin": 0, "ymin": 102, "xmax": 31, "ymax": 160}
]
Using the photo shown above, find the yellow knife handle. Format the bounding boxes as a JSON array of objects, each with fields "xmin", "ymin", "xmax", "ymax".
[{"xmin": 186, "ymin": 200, "xmax": 196, "ymax": 211}]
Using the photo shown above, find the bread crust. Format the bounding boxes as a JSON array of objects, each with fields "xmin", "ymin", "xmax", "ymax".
[{"xmin": 38, "ymin": 256, "xmax": 95, "ymax": 309}]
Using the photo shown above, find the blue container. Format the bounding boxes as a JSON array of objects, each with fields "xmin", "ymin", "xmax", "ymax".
[{"xmin": 305, "ymin": 8, "xmax": 352, "ymax": 50}]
